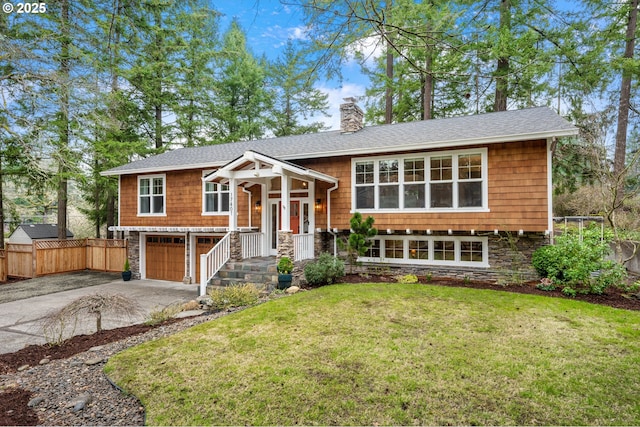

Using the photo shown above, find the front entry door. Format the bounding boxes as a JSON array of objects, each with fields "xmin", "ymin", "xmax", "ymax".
[
  {"xmin": 268, "ymin": 200, "xmax": 303, "ymax": 255},
  {"xmin": 290, "ymin": 201, "xmax": 300, "ymax": 234},
  {"xmin": 269, "ymin": 201, "xmax": 279, "ymax": 255}
]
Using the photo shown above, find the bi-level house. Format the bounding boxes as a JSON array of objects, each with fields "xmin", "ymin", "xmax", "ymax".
[{"xmin": 103, "ymin": 100, "xmax": 578, "ymax": 294}]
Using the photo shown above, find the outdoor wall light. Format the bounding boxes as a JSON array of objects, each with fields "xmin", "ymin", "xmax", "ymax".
[
  {"xmin": 315, "ymin": 198, "xmax": 322, "ymax": 210},
  {"xmin": 254, "ymin": 200, "xmax": 261, "ymax": 212}
]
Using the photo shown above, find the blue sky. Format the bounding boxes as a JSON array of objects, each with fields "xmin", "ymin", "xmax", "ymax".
[{"xmin": 213, "ymin": 0, "xmax": 371, "ymax": 130}]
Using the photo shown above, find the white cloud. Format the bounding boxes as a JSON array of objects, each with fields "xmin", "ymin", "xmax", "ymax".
[
  {"xmin": 261, "ymin": 24, "xmax": 309, "ymax": 48},
  {"xmin": 345, "ymin": 35, "xmax": 385, "ymax": 67}
]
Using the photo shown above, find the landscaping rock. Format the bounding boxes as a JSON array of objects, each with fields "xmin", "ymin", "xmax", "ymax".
[
  {"xmin": 69, "ymin": 392, "xmax": 92, "ymax": 412},
  {"xmin": 286, "ymin": 286, "xmax": 300, "ymax": 294},
  {"xmin": 39, "ymin": 358, "xmax": 50, "ymax": 365},
  {"xmin": 27, "ymin": 396, "xmax": 44, "ymax": 407},
  {"xmin": 84, "ymin": 357, "xmax": 103, "ymax": 366}
]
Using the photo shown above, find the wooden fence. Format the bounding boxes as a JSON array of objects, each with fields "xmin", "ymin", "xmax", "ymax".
[
  {"xmin": 7, "ymin": 243, "xmax": 32, "ymax": 278},
  {"xmin": 86, "ymin": 238, "xmax": 127, "ymax": 272},
  {"xmin": 3, "ymin": 238, "xmax": 127, "ymax": 280}
]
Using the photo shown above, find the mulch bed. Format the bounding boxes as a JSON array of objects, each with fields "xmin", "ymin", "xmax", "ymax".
[
  {"xmin": 2, "ymin": 276, "xmax": 639, "ymax": 426},
  {"xmin": 0, "ymin": 388, "xmax": 38, "ymax": 426}
]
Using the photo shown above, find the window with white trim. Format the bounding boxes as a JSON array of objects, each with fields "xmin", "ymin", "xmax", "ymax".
[
  {"xmin": 361, "ymin": 236, "xmax": 488, "ymax": 267},
  {"xmin": 203, "ymin": 182, "xmax": 230, "ymax": 214},
  {"xmin": 138, "ymin": 175, "xmax": 165, "ymax": 215},
  {"xmin": 352, "ymin": 149, "xmax": 487, "ymax": 211}
]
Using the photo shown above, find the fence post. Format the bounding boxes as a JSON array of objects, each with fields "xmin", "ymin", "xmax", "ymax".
[{"xmin": 32, "ymin": 241, "xmax": 37, "ymax": 278}]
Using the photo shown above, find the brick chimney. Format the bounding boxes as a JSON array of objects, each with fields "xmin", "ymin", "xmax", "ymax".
[{"xmin": 340, "ymin": 97, "xmax": 364, "ymax": 133}]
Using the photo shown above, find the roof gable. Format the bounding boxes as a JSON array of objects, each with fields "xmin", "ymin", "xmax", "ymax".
[{"xmin": 103, "ymin": 107, "xmax": 578, "ymax": 176}]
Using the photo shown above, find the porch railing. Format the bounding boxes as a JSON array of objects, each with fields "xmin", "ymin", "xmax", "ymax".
[
  {"xmin": 199, "ymin": 232, "xmax": 231, "ymax": 296},
  {"xmin": 293, "ymin": 233, "xmax": 314, "ymax": 261},
  {"xmin": 241, "ymin": 232, "xmax": 264, "ymax": 259}
]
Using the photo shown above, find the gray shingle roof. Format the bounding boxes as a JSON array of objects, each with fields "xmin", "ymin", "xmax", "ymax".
[
  {"xmin": 15, "ymin": 224, "xmax": 74, "ymax": 239},
  {"xmin": 103, "ymin": 107, "xmax": 578, "ymax": 176}
]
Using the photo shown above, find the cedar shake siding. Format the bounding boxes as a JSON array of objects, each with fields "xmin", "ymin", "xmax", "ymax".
[
  {"xmin": 119, "ymin": 139, "xmax": 548, "ymax": 232},
  {"xmin": 298, "ymin": 139, "xmax": 549, "ymax": 233},
  {"xmin": 119, "ymin": 170, "xmax": 250, "ymax": 228}
]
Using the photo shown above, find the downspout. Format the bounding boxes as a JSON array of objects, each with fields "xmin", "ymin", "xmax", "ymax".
[
  {"xmin": 327, "ymin": 181, "xmax": 339, "ymax": 256},
  {"xmin": 548, "ymin": 137, "xmax": 556, "ymax": 244},
  {"xmin": 242, "ymin": 187, "xmax": 252, "ymax": 229}
]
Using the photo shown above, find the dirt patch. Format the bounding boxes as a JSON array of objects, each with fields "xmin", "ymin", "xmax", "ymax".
[{"xmin": 0, "ymin": 271, "xmax": 121, "ymax": 304}]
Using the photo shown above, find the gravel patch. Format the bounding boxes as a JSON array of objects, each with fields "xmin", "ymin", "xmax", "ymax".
[{"xmin": 0, "ymin": 312, "xmax": 230, "ymax": 426}]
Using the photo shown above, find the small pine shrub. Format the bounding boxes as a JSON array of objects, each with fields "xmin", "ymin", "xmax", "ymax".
[
  {"xmin": 304, "ymin": 253, "xmax": 345, "ymax": 287},
  {"xmin": 396, "ymin": 274, "xmax": 418, "ymax": 284},
  {"xmin": 208, "ymin": 283, "xmax": 260, "ymax": 311}
]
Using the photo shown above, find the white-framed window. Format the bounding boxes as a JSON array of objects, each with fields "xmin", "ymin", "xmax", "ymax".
[
  {"xmin": 203, "ymin": 182, "xmax": 230, "ymax": 214},
  {"xmin": 361, "ymin": 235, "xmax": 488, "ymax": 267},
  {"xmin": 352, "ymin": 149, "xmax": 488, "ymax": 212},
  {"xmin": 138, "ymin": 174, "xmax": 165, "ymax": 215}
]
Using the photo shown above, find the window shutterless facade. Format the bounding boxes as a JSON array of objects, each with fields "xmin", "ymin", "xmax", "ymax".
[
  {"xmin": 203, "ymin": 182, "xmax": 230, "ymax": 214},
  {"xmin": 360, "ymin": 236, "xmax": 489, "ymax": 267},
  {"xmin": 138, "ymin": 174, "xmax": 166, "ymax": 215},
  {"xmin": 352, "ymin": 149, "xmax": 488, "ymax": 212}
]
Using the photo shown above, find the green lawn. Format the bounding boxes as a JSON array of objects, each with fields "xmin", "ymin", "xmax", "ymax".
[{"xmin": 105, "ymin": 283, "xmax": 640, "ymax": 425}]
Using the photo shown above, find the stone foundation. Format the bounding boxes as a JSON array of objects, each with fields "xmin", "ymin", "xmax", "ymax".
[
  {"xmin": 126, "ymin": 231, "xmax": 141, "ymax": 280},
  {"xmin": 314, "ymin": 230, "xmax": 332, "ymax": 256},
  {"xmin": 318, "ymin": 230, "xmax": 547, "ymax": 284}
]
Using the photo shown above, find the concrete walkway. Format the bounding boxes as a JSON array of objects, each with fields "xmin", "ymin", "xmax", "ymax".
[{"xmin": 0, "ymin": 276, "xmax": 199, "ymax": 355}]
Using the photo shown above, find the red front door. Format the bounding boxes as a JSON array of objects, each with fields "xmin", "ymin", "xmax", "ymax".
[{"xmin": 290, "ymin": 201, "xmax": 300, "ymax": 234}]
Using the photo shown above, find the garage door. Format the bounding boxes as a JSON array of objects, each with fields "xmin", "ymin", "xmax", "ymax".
[
  {"xmin": 194, "ymin": 236, "xmax": 222, "ymax": 281},
  {"xmin": 145, "ymin": 235, "xmax": 185, "ymax": 281}
]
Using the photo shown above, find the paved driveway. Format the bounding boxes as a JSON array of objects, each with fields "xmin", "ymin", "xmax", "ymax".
[{"xmin": 0, "ymin": 273, "xmax": 199, "ymax": 354}]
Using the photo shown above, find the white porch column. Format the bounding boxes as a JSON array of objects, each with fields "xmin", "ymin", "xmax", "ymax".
[
  {"xmin": 261, "ymin": 182, "xmax": 268, "ymax": 256},
  {"xmin": 308, "ymin": 179, "xmax": 316, "ymax": 234},
  {"xmin": 280, "ymin": 175, "xmax": 291, "ymax": 231},
  {"xmin": 229, "ymin": 177, "xmax": 238, "ymax": 231}
]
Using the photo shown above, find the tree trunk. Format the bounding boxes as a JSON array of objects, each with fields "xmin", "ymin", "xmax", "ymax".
[
  {"xmin": 494, "ymin": 0, "xmax": 510, "ymax": 112},
  {"xmin": 57, "ymin": 0, "xmax": 70, "ymax": 240},
  {"xmin": 385, "ymin": 50, "xmax": 393, "ymax": 124},
  {"xmin": 613, "ymin": 0, "xmax": 639, "ymax": 208},
  {"xmin": 106, "ymin": 190, "xmax": 115, "ymax": 239},
  {"xmin": 423, "ymin": 54, "xmax": 433, "ymax": 120},
  {"xmin": 0, "ymin": 157, "xmax": 4, "ymax": 249}
]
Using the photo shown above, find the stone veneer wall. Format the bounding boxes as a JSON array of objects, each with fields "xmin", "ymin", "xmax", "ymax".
[
  {"xmin": 229, "ymin": 231, "xmax": 242, "ymax": 262},
  {"xmin": 314, "ymin": 230, "xmax": 333, "ymax": 256},
  {"xmin": 277, "ymin": 231, "xmax": 294, "ymax": 261},
  {"xmin": 316, "ymin": 230, "xmax": 547, "ymax": 284},
  {"xmin": 340, "ymin": 98, "xmax": 364, "ymax": 133},
  {"xmin": 126, "ymin": 231, "xmax": 141, "ymax": 280}
]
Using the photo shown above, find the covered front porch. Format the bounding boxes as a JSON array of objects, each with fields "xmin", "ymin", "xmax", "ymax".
[{"xmin": 199, "ymin": 150, "xmax": 338, "ymax": 295}]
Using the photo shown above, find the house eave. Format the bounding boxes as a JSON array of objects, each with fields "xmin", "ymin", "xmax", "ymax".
[
  {"xmin": 101, "ymin": 161, "xmax": 228, "ymax": 177},
  {"xmin": 108, "ymin": 226, "xmax": 256, "ymax": 233},
  {"xmin": 101, "ymin": 129, "xmax": 578, "ymax": 177},
  {"xmin": 284, "ymin": 129, "xmax": 579, "ymax": 161}
]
